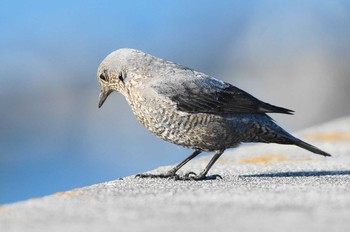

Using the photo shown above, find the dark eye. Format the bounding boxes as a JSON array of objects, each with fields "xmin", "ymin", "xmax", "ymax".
[
  {"xmin": 99, "ymin": 73, "xmax": 107, "ymax": 81},
  {"xmin": 118, "ymin": 72, "xmax": 124, "ymax": 83}
]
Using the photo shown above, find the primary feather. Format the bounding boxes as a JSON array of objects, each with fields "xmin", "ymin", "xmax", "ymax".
[{"xmin": 152, "ymin": 71, "xmax": 293, "ymax": 115}]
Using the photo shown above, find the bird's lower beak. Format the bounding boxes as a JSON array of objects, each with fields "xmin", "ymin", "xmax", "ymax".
[{"xmin": 98, "ymin": 89, "xmax": 112, "ymax": 108}]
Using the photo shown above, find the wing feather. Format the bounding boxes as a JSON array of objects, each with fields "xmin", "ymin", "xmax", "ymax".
[{"xmin": 152, "ymin": 72, "xmax": 293, "ymax": 115}]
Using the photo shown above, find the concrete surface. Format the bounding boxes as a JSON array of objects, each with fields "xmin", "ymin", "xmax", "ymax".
[{"xmin": 1, "ymin": 117, "xmax": 350, "ymax": 232}]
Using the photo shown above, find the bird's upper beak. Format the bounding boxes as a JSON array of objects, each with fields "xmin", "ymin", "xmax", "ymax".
[{"xmin": 98, "ymin": 88, "xmax": 112, "ymax": 108}]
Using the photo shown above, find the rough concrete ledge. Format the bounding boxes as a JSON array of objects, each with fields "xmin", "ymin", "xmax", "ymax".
[{"xmin": 1, "ymin": 117, "xmax": 350, "ymax": 232}]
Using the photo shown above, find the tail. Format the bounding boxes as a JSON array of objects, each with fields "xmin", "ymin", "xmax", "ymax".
[
  {"xmin": 273, "ymin": 132, "xmax": 332, "ymax": 157},
  {"xmin": 291, "ymin": 137, "xmax": 331, "ymax": 157},
  {"xmin": 246, "ymin": 114, "xmax": 331, "ymax": 157}
]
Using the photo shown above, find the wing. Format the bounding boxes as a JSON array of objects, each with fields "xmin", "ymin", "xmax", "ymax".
[{"xmin": 152, "ymin": 74, "xmax": 293, "ymax": 115}]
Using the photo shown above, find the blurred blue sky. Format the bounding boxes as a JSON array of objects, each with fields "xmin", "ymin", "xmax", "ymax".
[{"xmin": 1, "ymin": 0, "xmax": 350, "ymax": 204}]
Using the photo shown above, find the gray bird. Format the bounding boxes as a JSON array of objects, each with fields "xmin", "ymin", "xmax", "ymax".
[{"xmin": 97, "ymin": 48, "xmax": 331, "ymax": 180}]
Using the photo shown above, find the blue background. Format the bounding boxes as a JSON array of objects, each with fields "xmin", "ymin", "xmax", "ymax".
[{"xmin": 1, "ymin": 0, "xmax": 350, "ymax": 204}]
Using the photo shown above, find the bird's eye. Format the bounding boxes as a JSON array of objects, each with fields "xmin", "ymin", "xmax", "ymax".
[
  {"xmin": 100, "ymin": 73, "xmax": 107, "ymax": 81},
  {"xmin": 118, "ymin": 72, "xmax": 125, "ymax": 83}
]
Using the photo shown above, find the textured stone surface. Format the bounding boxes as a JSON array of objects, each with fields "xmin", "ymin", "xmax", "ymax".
[{"xmin": 1, "ymin": 117, "xmax": 350, "ymax": 232}]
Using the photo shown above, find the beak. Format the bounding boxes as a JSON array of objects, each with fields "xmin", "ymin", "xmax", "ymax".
[{"xmin": 98, "ymin": 89, "xmax": 112, "ymax": 108}]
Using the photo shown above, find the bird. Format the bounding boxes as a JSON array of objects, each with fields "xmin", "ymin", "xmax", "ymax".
[{"xmin": 97, "ymin": 48, "xmax": 331, "ymax": 180}]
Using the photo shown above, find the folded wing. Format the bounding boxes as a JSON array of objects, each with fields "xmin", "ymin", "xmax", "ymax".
[{"xmin": 153, "ymin": 75, "xmax": 293, "ymax": 115}]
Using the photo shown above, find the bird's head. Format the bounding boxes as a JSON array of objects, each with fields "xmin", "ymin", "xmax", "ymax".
[{"xmin": 97, "ymin": 48, "xmax": 145, "ymax": 108}]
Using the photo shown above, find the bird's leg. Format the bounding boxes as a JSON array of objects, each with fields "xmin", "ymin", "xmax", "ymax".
[
  {"xmin": 181, "ymin": 149, "xmax": 225, "ymax": 180},
  {"xmin": 136, "ymin": 149, "xmax": 202, "ymax": 179},
  {"xmin": 165, "ymin": 149, "xmax": 202, "ymax": 176}
]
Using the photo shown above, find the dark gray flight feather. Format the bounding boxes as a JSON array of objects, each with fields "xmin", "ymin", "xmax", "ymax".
[{"xmin": 155, "ymin": 78, "xmax": 294, "ymax": 115}]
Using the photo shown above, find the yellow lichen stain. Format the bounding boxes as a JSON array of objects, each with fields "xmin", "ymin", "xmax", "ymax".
[
  {"xmin": 206, "ymin": 153, "xmax": 314, "ymax": 166},
  {"xmin": 305, "ymin": 132, "xmax": 350, "ymax": 142},
  {"xmin": 237, "ymin": 153, "xmax": 315, "ymax": 165},
  {"xmin": 54, "ymin": 190, "xmax": 78, "ymax": 197},
  {"xmin": 238, "ymin": 153, "xmax": 288, "ymax": 165}
]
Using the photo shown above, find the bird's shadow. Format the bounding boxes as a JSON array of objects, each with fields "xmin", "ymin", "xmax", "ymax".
[{"xmin": 239, "ymin": 170, "xmax": 350, "ymax": 178}]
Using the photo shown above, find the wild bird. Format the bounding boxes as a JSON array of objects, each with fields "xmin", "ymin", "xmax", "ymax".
[{"xmin": 97, "ymin": 48, "xmax": 331, "ymax": 180}]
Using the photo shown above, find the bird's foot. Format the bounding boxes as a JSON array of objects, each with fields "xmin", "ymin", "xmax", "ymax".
[
  {"xmin": 135, "ymin": 171, "xmax": 222, "ymax": 181},
  {"xmin": 135, "ymin": 171, "xmax": 179, "ymax": 180},
  {"xmin": 177, "ymin": 171, "xmax": 223, "ymax": 181}
]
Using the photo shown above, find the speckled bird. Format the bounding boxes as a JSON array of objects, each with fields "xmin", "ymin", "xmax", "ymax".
[{"xmin": 97, "ymin": 48, "xmax": 331, "ymax": 180}]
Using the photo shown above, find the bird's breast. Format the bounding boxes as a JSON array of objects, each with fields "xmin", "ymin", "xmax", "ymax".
[{"xmin": 125, "ymin": 91, "xmax": 242, "ymax": 151}]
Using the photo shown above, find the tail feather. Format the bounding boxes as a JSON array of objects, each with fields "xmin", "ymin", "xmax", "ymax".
[
  {"xmin": 292, "ymin": 138, "xmax": 331, "ymax": 157},
  {"xmin": 251, "ymin": 115, "xmax": 331, "ymax": 157},
  {"xmin": 267, "ymin": 128, "xmax": 331, "ymax": 157}
]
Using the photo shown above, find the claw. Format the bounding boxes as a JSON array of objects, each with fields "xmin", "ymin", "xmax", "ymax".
[
  {"xmin": 207, "ymin": 174, "xmax": 223, "ymax": 180},
  {"xmin": 178, "ymin": 172, "xmax": 210, "ymax": 181},
  {"xmin": 184, "ymin": 171, "xmax": 197, "ymax": 177}
]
